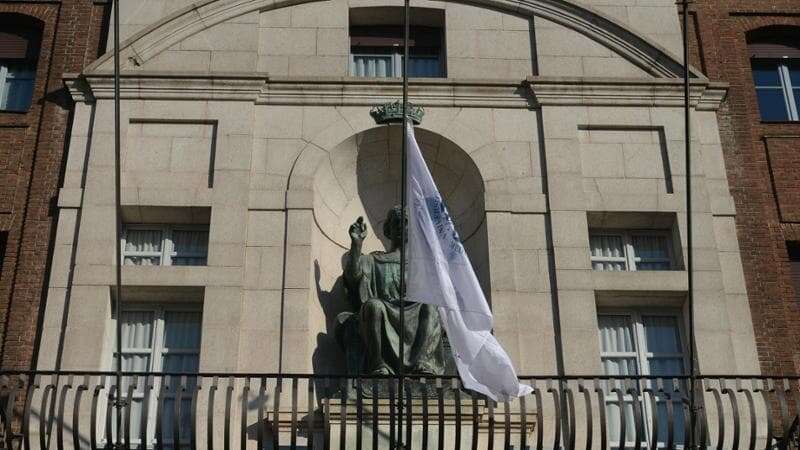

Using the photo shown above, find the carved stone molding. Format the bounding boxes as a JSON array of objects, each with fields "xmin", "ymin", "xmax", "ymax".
[
  {"xmin": 64, "ymin": 73, "xmax": 728, "ymax": 110},
  {"xmin": 526, "ymin": 76, "xmax": 728, "ymax": 110}
]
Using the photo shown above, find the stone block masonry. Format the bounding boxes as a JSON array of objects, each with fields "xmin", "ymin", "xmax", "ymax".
[{"xmin": 0, "ymin": 1, "xmax": 108, "ymax": 370}]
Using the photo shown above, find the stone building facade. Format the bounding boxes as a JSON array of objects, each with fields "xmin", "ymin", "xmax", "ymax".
[
  {"xmin": 37, "ymin": 0, "xmax": 760, "ymax": 388},
  {"xmin": 23, "ymin": 0, "xmax": 773, "ymax": 446},
  {"xmin": 686, "ymin": 0, "xmax": 800, "ymax": 376},
  {"xmin": 0, "ymin": 0, "xmax": 107, "ymax": 370}
]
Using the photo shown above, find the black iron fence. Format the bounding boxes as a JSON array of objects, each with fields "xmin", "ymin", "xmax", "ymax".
[{"xmin": 0, "ymin": 373, "xmax": 797, "ymax": 450}]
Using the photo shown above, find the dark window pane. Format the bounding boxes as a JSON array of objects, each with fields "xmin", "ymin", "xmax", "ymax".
[
  {"xmin": 756, "ymin": 88, "xmax": 789, "ymax": 121},
  {"xmin": 788, "ymin": 241, "xmax": 800, "ymax": 261},
  {"xmin": 793, "ymin": 89, "xmax": 800, "ymax": 119},
  {"xmin": 788, "ymin": 60, "xmax": 800, "ymax": 85},
  {"xmin": 751, "ymin": 60, "xmax": 781, "ymax": 86},
  {"xmin": 163, "ymin": 311, "xmax": 202, "ymax": 350},
  {"xmin": 789, "ymin": 242, "xmax": 800, "ymax": 301},
  {"xmin": 0, "ymin": 232, "xmax": 6, "ymax": 275},
  {"xmin": 406, "ymin": 56, "xmax": 442, "ymax": 77},
  {"xmin": 1, "ymin": 62, "xmax": 36, "ymax": 111}
]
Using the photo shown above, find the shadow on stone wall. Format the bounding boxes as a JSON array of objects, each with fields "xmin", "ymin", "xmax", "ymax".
[{"xmin": 312, "ymin": 259, "xmax": 349, "ymax": 378}]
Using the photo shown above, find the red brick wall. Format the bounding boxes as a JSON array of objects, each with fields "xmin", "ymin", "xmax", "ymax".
[
  {"xmin": 0, "ymin": 1, "xmax": 108, "ymax": 370},
  {"xmin": 763, "ymin": 137, "xmax": 800, "ymax": 223},
  {"xmin": 686, "ymin": 1, "xmax": 800, "ymax": 374}
]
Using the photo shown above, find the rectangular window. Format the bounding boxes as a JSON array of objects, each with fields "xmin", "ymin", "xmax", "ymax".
[
  {"xmin": 122, "ymin": 225, "xmax": 209, "ymax": 266},
  {"xmin": 788, "ymin": 241, "xmax": 800, "ymax": 301},
  {"xmin": 0, "ymin": 62, "xmax": 35, "ymax": 111},
  {"xmin": 751, "ymin": 59, "xmax": 800, "ymax": 121},
  {"xmin": 0, "ymin": 232, "xmax": 7, "ymax": 276},
  {"xmin": 116, "ymin": 305, "xmax": 202, "ymax": 448},
  {"xmin": 590, "ymin": 230, "xmax": 673, "ymax": 271},
  {"xmin": 349, "ymin": 25, "xmax": 444, "ymax": 78},
  {"xmin": 598, "ymin": 311, "xmax": 687, "ymax": 448},
  {"xmin": 0, "ymin": 23, "xmax": 40, "ymax": 112}
]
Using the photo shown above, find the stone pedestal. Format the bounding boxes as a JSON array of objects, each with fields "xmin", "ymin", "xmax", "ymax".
[{"xmin": 258, "ymin": 396, "xmax": 536, "ymax": 450}]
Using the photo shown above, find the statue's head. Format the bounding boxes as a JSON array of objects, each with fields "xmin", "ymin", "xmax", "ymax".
[{"xmin": 383, "ymin": 205, "xmax": 405, "ymax": 246}]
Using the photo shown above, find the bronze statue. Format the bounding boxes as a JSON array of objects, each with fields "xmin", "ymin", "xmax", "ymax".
[{"xmin": 335, "ymin": 206, "xmax": 446, "ymax": 376}]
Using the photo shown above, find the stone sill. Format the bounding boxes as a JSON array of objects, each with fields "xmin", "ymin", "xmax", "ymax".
[
  {"xmin": 121, "ymin": 188, "xmax": 213, "ymax": 208},
  {"xmin": 68, "ymin": 264, "xmax": 209, "ymax": 287},
  {"xmin": 121, "ymin": 266, "xmax": 209, "ymax": 286},
  {"xmin": 592, "ymin": 270, "xmax": 688, "ymax": 293}
]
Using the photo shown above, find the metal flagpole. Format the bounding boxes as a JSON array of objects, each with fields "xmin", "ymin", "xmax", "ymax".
[
  {"xmin": 681, "ymin": 1, "xmax": 696, "ymax": 448},
  {"xmin": 397, "ymin": 0, "xmax": 411, "ymax": 446},
  {"xmin": 113, "ymin": 0, "xmax": 124, "ymax": 446}
]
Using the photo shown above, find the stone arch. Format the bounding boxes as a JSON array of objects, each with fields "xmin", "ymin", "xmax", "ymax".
[
  {"xmin": 84, "ymin": 0, "xmax": 701, "ymax": 78},
  {"xmin": 746, "ymin": 24, "xmax": 800, "ymax": 53},
  {"xmin": 288, "ymin": 105, "xmax": 533, "ymax": 198},
  {"xmin": 746, "ymin": 24, "xmax": 800, "ymax": 44},
  {"xmin": 0, "ymin": 11, "xmax": 45, "ymax": 31}
]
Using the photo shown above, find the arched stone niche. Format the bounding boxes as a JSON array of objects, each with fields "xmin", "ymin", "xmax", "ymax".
[
  {"xmin": 313, "ymin": 126, "xmax": 485, "ymax": 252},
  {"xmin": 308, "ymin": 125, "xmax": 490, "ymax": 374}
]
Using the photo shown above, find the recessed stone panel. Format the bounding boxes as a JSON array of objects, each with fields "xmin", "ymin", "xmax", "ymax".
[
  {"xmin": 578, "ymin": 126, "xmax": 674, "ymax": 195},
  {"xmin": 123, "ymin": 121, "xmax": 216, "ymax": 190}
]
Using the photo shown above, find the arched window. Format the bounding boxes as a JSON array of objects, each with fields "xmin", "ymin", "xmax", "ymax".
[
  {"xmin": 0, "ymin": 14, "xmax": 42, "ymax": 112},
  {"xmin": 748, "ymin": 26, "xmax": 800, "ymax": 122}
]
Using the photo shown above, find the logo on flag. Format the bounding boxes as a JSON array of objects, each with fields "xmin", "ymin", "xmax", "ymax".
[{"xmin": 416, "ymin": 194, "xmax": 463, "ymax": 261}]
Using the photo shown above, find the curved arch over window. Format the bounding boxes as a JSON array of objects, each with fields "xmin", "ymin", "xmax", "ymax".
[
  {"xmin": 747, "ymin": 26, "xmax": 800, "ymax": 122},
  {"xmin": 0, "ymin": 13, "xmax": 43, "ymax": 112}
]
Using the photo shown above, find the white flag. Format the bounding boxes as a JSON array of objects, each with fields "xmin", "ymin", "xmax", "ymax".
[{"xmin": 405, "ymin": 123, "xmax": 532, "ymax": 402}]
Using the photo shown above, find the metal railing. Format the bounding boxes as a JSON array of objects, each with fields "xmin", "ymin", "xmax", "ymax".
[{"xmin": 0, "ymin": 372, "xmax": 797, "ymax": 450}]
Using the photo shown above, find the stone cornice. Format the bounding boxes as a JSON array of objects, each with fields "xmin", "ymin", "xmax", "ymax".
[
  {"xmin": 259, "ymin": 77, "xmax": 531, "ymax": 108},
  {"xmin": 64, "ymin": 71, "xmax": 268, "ymax": 102},
  {"xmin": 63, "ymin": 73, "xmax": 728, "ymax": 110},
  {"xmin": 63, "ymin": 74, "xmax": 94, "ymax": 103},
  {"xmin": 526, "ymin": 77, "xmax": 728, "ymax": 110},
  {"xmin": 63, "ymin": 73, "xmax": 532, "ymax": 108}
]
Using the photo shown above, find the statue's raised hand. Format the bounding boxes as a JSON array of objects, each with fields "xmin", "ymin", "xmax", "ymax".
[{"xmin": 349, "ymin": 216, "xmax": 368, "ymax": 244}]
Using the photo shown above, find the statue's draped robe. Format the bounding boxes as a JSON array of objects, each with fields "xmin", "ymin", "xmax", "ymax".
[{"xmin": 337, "ymin": 250, "xmax": 445, "ymax": 375}]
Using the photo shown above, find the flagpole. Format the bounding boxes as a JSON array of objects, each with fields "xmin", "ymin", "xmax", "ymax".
[
  {"xmin": 681, "ymin": 0, "xmax": 696, "ymax": 448},
  {"xmin": 113, "ymin": 0, "xmax": 124, "ymax": 446},
  {"xmin": 397, "ymin": 0, "xmax": 410, "ymax": 446}
]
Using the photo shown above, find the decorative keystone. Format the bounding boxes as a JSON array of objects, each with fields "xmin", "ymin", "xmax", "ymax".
[{"xmin": 370, "ymin": 101, "xmax": 424, "ymax": 125}]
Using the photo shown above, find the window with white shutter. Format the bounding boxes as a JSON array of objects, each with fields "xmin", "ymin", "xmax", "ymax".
[
  {"xmin": 598, "ymin": 311, "xmax": 687, "ymax": 448},
  {"xmin": 122, "ymin": 225, "xmax": 209, "ymax": 266},
  {"xmin": 590, "ymin": 230, "xmax": 673, "ymax": 272},
  {"xmin": 115, "ymin": 305, "xmax": 202, "ymax": 448}
]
